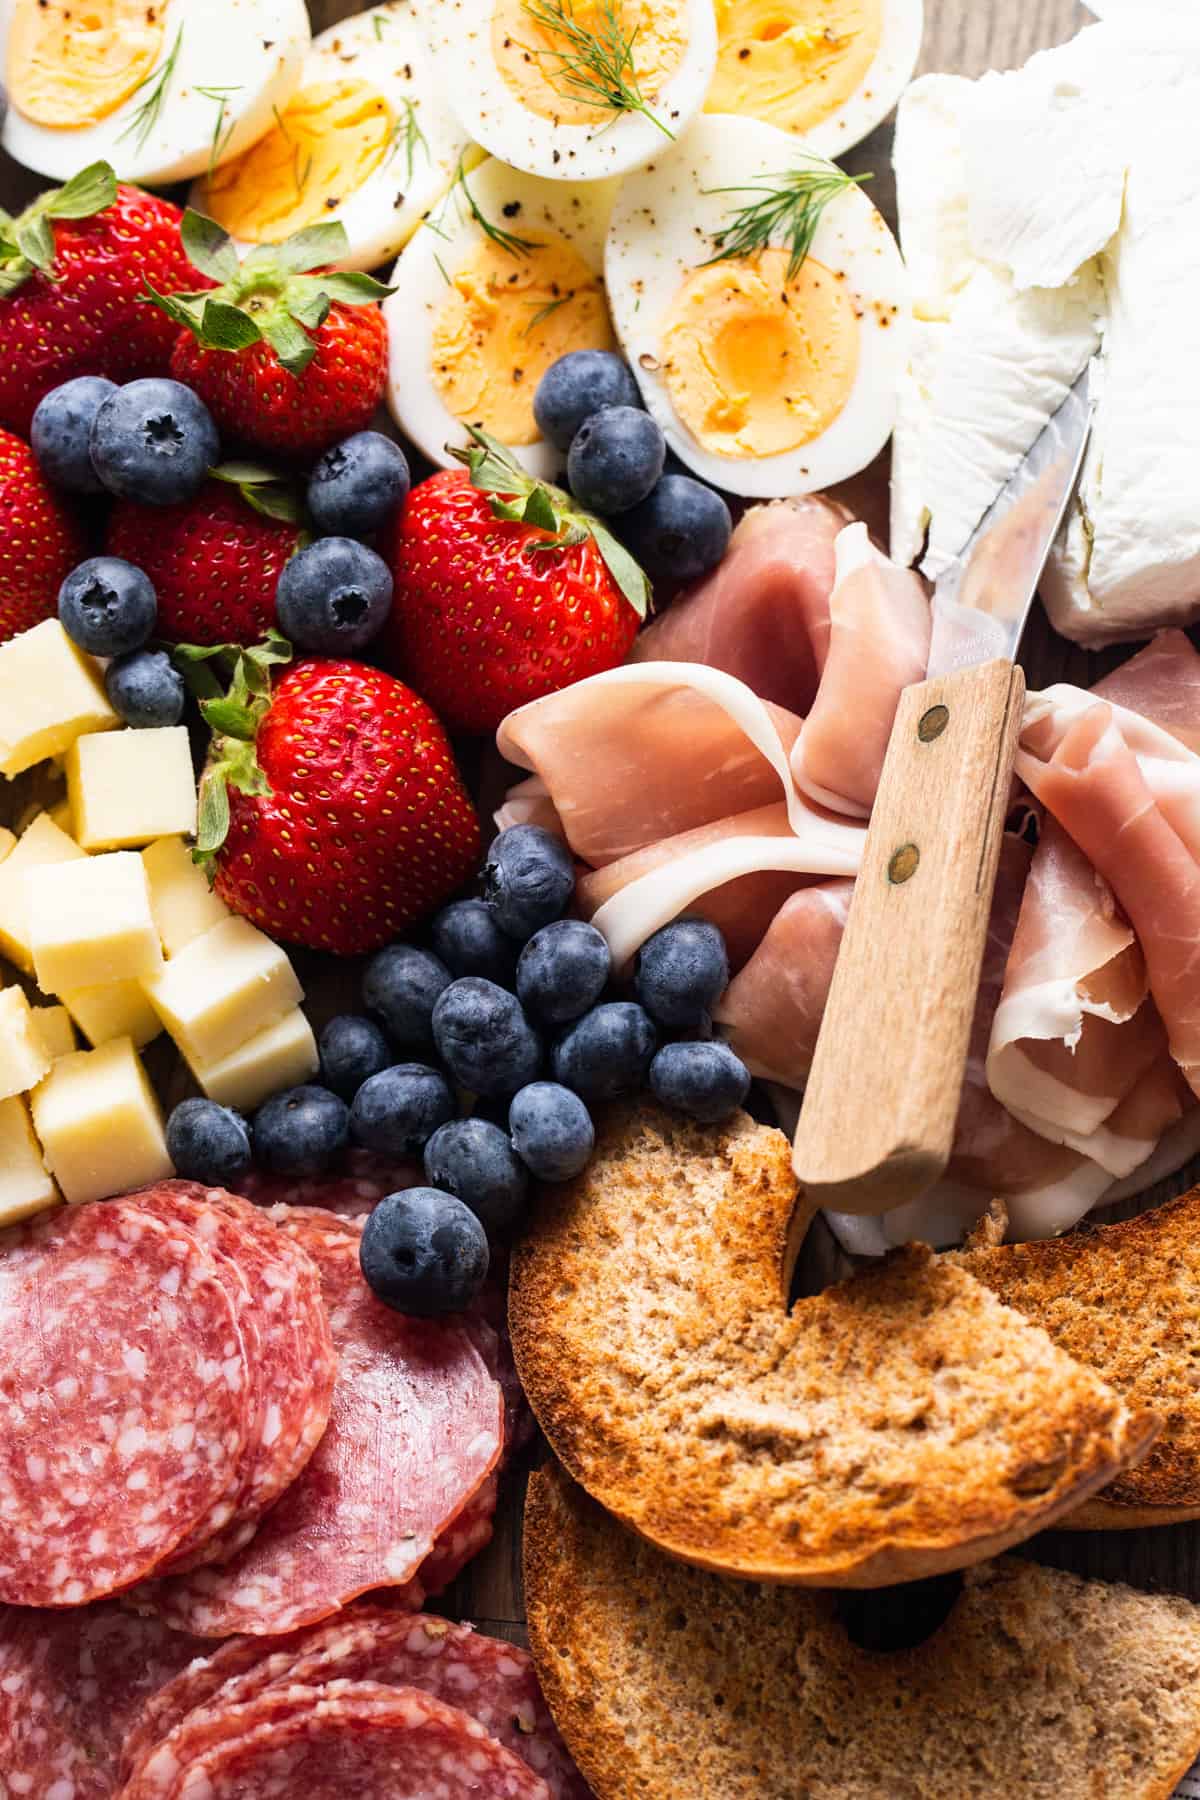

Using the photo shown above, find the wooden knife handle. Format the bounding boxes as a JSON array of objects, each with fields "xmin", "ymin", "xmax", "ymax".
[{"xmin": 791, "ymin": 658, "xmax": 1026, "ymax": 1215}]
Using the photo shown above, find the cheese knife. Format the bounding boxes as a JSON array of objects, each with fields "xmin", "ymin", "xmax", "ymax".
[{"xmin": 791, "ymin": 365, "xmax": 1095, "ymax": 1214}]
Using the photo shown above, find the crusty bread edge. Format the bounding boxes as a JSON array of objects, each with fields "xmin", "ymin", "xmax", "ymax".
[{"xmin": 1061, "ymin": 1496, "xmax": 1200, "ymax": 1532}]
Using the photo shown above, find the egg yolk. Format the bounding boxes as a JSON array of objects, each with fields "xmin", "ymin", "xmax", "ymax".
[
  {"xmin": 431, "ymin": 235, "xmax": 614, "ymax": 446},
  {"xmin": 660, "ymin": 248, "xmax": 859, "ymax": 459},
  {"xmin": 8, "ymin": 0, "xmax": 165, "ymax": 129},
  {"xmin": 198, "ymin": 80, "xmax": 395, "ymax": 241},
  {"xmin": 491, "ymin": 0, "xmax": 688, "ymax": 127},
  {"xmin": 705, "ymin": 0, "xmax": 882, "ymax": 135}
]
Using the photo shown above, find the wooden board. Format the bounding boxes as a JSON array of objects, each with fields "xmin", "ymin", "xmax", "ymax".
[{"xmin": 7, "ymin": 0, "xmax": 1197, "ymax": 1665}]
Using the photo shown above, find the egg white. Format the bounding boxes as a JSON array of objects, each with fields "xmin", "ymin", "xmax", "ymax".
[
  {"xmin": 781, "ymin": 0, "xmax": 924, "ymax": 159},
  {"xmin": 187, "ymin": 4, "xmax": 468, "ymax": 273},
  {"xmin": 385, "ymin": 157, "xmax": 617, "ymax": 478},
  {"xmin": 0, "ymin": 0, "xmax": 312, "ymax": 187},
  {"xmin": 416, "ymin": 0, "xmax": 717, "ymax": 181},
  {"xmin": 606, "ymin": 113, "xmax": 909, "ymax": 498}
]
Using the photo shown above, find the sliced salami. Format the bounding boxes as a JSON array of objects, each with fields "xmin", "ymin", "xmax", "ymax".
[
  {"xmin": 130, "ymin": 1217, "xmax": 503, "ymax": 1637},
  {"xmin": 0, "ymin": 1200, "xmax": 250, "ymax": 1607},
  {"xmin": 238, "ymin": 1151, "xmax": 423, "ymax": 1217},
  {"xmin": 417, "ymin": 1472, "xmax": 499, "ymax": 1599}
]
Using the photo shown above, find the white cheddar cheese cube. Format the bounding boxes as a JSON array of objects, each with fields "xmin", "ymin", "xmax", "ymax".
[
  {"xmin": 142, "ymin": 916, "xmax": 303, "ymax": 1065},
  {"xmin": 30, "ymin": 1036, "xmax": 171, "ymax": 1205},
  {"xmin": 26, "ymin": 852, "xmax": 164, "ymax": 996},
  {"xmin": 0, "ymin": 1094, "xmax": 58, "ymax": 1225},
  {"xmin": 0, "ymin": 987, "xmax": 51, "ymax": 1100},
  {"xmin": 0, "ymin": 621, "xmax": 119, "ymax": 777},
  {"xmin": 186, "ymin": 1007, "xmax": 319, "ymax": 1112},
  {"xmin": 67, "ymin": 727, "xmax": 197, "ymax": 851},
  {"xmin": 62, "ymin": 980, "xmax": 162, "ymax": 1051},
  {"xmin": 47, "ymin": 799, "xmax": 72, "ymax": 832},
  {"xmin": 0, "ymin": 814, "xmax": 86, "ymax": 974},
  {"xmin": 32, "ymin": 1005, "xmax": 76, "ymax": 1061},
  {"xmin": 0, "ymin": 827, "xmax": 15, "ymax": 864},
  {"xmin": 142, "ymin": 836, "xmax": 230, "ymax": 956}
]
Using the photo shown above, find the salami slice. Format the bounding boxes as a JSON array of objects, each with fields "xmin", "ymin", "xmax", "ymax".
[
  {"xmin": 130, "ymin": 1217, "xmax": 503, "ymax": 1637},
  {"xmin": 0, "ymin": 1200, "xmax": 250, "ymax": 1607},
  {"xmin": 0, "ymin": 1601, "xmax": 206, "ymax": 1800},
  {"xmin": 238, "ymin": 1151, "xmax": 423, "ymax": 1217}
]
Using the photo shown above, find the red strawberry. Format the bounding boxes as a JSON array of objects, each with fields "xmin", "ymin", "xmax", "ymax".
[
  {"xmin": 193, "ymin": 644, "xmax": 480, "ymax": 955},
  {"xmin": 381, "ymin": 432, "xmax": 646, "ymax": 735},
  {"xmin": 0, "ymin": 162, "xmax": 197, "ymax": 436},
  {"xmin": 152, "ymin": 213, "xmax": 391, "ymax": 459},
  {"xmin": 0, "ymin": 430, "xmax": 88, "ymax": 643},
  {"xmin": 107, "ymin": 468, "xmax": 304, "ymax": 647}
]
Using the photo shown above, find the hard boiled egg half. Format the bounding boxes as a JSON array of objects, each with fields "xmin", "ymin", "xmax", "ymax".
[
  {"xmin": 189, "ymin": 4, "xmax": 469, "ymax": 273},
  {"xmin": 606, "ymin": 114, "xmax": 908, "ymax": 497},
  {"xmin": 418, "ymin": 0, "xmax": 717, "ymax": 181},
  {"xmin": 705, "ymin": 0, "xmax": 923, "ymax": 157},
  {"xmin": 386, "ymin": 157, "xmax": 617, "ymax": 478},
  {"xmin": 1, "ymin": 0, "xmax": 311, "ymax": 186}
]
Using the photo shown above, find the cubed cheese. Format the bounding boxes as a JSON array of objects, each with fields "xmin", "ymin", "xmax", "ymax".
[
  {"xmin": 62, "ymin": 979, "xmax": 162, "ymax": 1051},
  {"xmin": 0, "ymin": 986, "xmax": 51, "ymax": 1100},
  {"xmin": 67, "ymin": 727, "xmax": 197, "ymax": 851},
  {"xmin": 142, "ymin": 916, "xmax": 303, "ymax": 1065},
  {"xmin": 0, "ymin": 827, "xmax": 15, "ymax": 864},
  {"xmin": 30, "ymin": 1036, "xmax": 171, "ymax": 1205},
  {"xmin": 142, "ymin": 836, "xmax": 230, "ymax": 956},
  {"xmin": 32, "ymin": 1005, "xmax": 76, "ymax": 1061},
  {"xmin": 0, "ymin": 815, "xmax": 86, "ymax": 974},
  {"xmin": 0, "ymin": 1094, "xmax": 58, "ymax": 1225},
  {"xmin": 185, "ymin": 1007, "xmax": 319, "ymax": 1111},
  {"xmin": 0, "ymin": 621, "xmax": 120, "ymax": 777},
  {"xmin": 47, "ymin": 799, "xmax": 72, "ymax": 832},
  {"xmin": 26, "ymin": 852, "xmax": 164, "ymax": 996}
]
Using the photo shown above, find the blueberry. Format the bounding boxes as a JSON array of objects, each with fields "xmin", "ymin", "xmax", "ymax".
[
  {"xmin": 634, "ymin": 918, "xmax": 730, "ymax": 1031},
  {"xmin": 533, "ymin": 350, "xmax": 643, "ymax": 453},
  {"xmin": 104, "ymin": 648, "xmax": 185, "ymax": 728},
  {"xmin": 319, "ymin": 1014, "xmax": 393, "ymax": 1101},
  {"xmin": 350, "ymin": 1063, "xmax": 454, "ymax": 1157},
  {"xmin": 567, "ymin": 406, "xmax": 666, "ymax": 515},
  {"xmin": 431, "ymin": 898, "xmax": 519, "ymax": 987},
  {"xmin": 252, "ymin": 1083, "xmax": 349, "ymax": 1176},
  {"xmin": 550, "ymin": 1002, "xmax": 656, "ymax": 1102},
  {"xmin": 432, "ymin": 977, "xmax": 542, "ymax": 1098},
  {"xmin": 649, "ymin": 1041, "xmax": 750, "ymax": 1123},
  {"xmin": 618, "ymin": 474, "xmax": 733, "ymax": 585},
  {"xmin": 509, "ymin": 1081, "xmax": 595, "ymax": 1182},
  {"xmin": 89, "ymin": 378, "xmax": 219, "ymax": 506},
  {"xmin": 484, "ymin": 825, "xmax": 575, "ymax": 941},
  {"xmin": 58, "ymin": 556, "xmax": 157, "ymax": 657},
  {"xmin": 360, "ymin": 1186, "xmax": 489, "ymax": 1317},
  {"xmin": 423, "ymin": 1116, "xmax": 529, "ymax": 1237},
  {"xmin": 517, "ymin": 919, "xmax": 610, "ymax": 1025},
  {"xmin": 274, "ymin": 536, "xmax": 393, "ymax": 655},
  {"xmin": 166, "ymin": 1097, "xmax": 251, "ymax": 1187},
  {"xmin": 31, "ymin": 376, "xmax": 118, "ymax": 493},
  {"xmin": 362, "ymin": 944, "xmax": 452, "ymax": 1053},
  {"xmin": 307, "ymin": 431, "xmax": 411, "ymax": 537}
]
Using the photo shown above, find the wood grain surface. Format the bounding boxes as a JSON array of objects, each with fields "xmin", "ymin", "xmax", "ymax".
[{"xmin": 4, "ymin": 0, "xmax": 1193, "ymax": 1663}]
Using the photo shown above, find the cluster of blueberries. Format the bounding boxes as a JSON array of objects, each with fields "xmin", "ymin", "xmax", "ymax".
[
  {"xmin": 534, "ymin": 350, "xmax": 734, "ymax": 585},
  {"xmin": 167, "ymin": 823, "xmax": 752, "ymax": 1317},
  {"xmin": 32, "ymin": 373, "xmax": 413, "ymax": 714}
]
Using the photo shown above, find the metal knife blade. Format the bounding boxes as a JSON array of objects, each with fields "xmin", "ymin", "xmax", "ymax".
[{"xmin": 926, "ymin": 365, "xmax": 1095, "ymax": 679}]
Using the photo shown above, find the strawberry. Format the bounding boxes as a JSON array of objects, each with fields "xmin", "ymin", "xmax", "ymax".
[
  {"xmin": 187, "ymin": 639, "xmax": 480, "ymax": 955},
  {"xmin": 151, "ymin": 213, "xmax": 391, "ymax": 459},
  {"xmin": 0, "ymin": 162, "xmax": 197, "ymax": 436},
  {"xmin": 380, "ymin": 430, "xmax": 647, "ymax": 735},
  {"xmin": 107, "ymin": 465, "xmax": 305, "ymax": 648},
  {"xmin": 0, "ymin": 429, "xmax": 88, "ymax": 643}
]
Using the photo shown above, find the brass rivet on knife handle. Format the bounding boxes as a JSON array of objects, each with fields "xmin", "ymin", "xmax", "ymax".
[{"xmin": 791, "ymin": 657, "xmax": 1026, "ymax": 1217}]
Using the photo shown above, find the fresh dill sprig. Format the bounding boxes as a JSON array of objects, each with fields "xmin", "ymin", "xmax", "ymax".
[
  {"xmin": 386, "ymin": 99, "xmax": 429, "ymax": 185},
  {"xmin": 373, "ymin": 10, "xmax": 389, "ymax": 36},
  {"xmin": 446, "ymin": 158, "xmax": 537, "ymax": 257},
  {"xmin": 197, "ymin": 85, "xmax": 242, "ymax": 181},
  {"xmin": 433, "ymin": 251, "xmax": 452, "ymax": 286},
  {"xmin": 522, "ymin": 293, "xmax": 569, "ymax": 336},
  {"xmin": 703, "ymin": 158, "xmax": 870, "ymax": 281},
  {"xmin": 519, "ymin": 0, "xmax": 672, "ymax": 138},
  {"xmin": 119, "ymin": 26, "xmax": 184, "ymax": 151}
]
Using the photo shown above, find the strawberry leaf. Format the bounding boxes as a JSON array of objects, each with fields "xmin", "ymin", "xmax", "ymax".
[
  {"xmin": 314, "ymin": 270, "xmax": 396, "ymax": 306},
  {"xmin": 261, "ymin": 312, "xmax": 317, "ymax": 374},
  {"xmin": 43, "ymin": 160, "xmax": 118, "ymax": 220},
  {"xmin": 211, "ymin": 462, "xmax": 304, "ymax": 525},
  {"xmin": 272, "ymin": 221, "xmax": 351, "ymax": 275},
  {"xmin": 487, "ymin": 494, "xmax": 527, "ymax": 524},
  {"xmin": 15, "ymin": 215, "xmax": 54, "ymax": 274},
  {"xmin": 183, "ymin": 632, "xmax": 294, "ymax": 863},
  {"xmin": 201, "ymin": 697, "xmax": 259, "ymax": 740},
  {"xmin": 195, "ymin": 766, "xmax": 230, "ymax": 863},
  {"xmin": 586, "ymin": 518, "xmax": 650, "ymax": 619},
  {"xmin": 182, "ymin": 208, "xmax": 240, "ymax": 284},
  {"xmin": 286, "ymin": 282, "xmax": 332, "ymax": 333},
  {"xmin": 199, "ymin": 296, "xmax": 262, "ymax": 351},
  {"xmin": 523, "ymin": 486, "xmax": 558, "ymax": 533}
]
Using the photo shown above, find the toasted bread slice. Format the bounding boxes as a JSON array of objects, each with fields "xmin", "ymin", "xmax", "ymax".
[
  {"xmin": 508, "ymin": 1103, "xmax": 1156, "ymax": 1587},
  {"xmin": 958, "ymin": 1187, "xmax": 1200, "ymax": 1528},
  {"xmin": 525, "ymin": 1462, "xmax": 1200, "ymax": 1800}
]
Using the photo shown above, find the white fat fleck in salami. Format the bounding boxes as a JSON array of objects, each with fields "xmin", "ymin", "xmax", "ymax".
[{"xmin": 0, "ymin": 1201, "xmax": 250, "ymax": 1607}]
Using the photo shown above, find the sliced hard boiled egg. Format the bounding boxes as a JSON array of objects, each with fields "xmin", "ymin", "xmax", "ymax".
[
  {"xmin": 418, "ymin": 0, "xmax": 717, "ymax": 181},
  {"xmin": 606, "ymin": 114, "xmax": 908, "ymax": 498},
  {"xmin": 189, "ymin": 4, "xmax": 468, "ymax": 273},
  {"xmin": 705, "ymin": 0, "xmax": 923, "ymax": 157},
  {"xmin": 1, "ymin": 0, "xmax": 311, "ymax": 186},
  {"xmin": 385, "ymin": 157, "xmax": 618, "ymax": 478}
]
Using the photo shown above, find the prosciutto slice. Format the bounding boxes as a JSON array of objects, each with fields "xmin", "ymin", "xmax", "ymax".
[{"xmin": 714, "ymin": 881, "xmax": 854, "ymax": 1081}]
